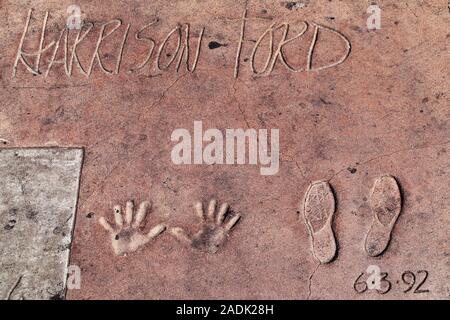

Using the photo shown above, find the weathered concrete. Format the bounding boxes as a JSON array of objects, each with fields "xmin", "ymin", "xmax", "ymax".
[{"xmin": 0, "ymin": 148, "xmax": 83, "ymax": 300}]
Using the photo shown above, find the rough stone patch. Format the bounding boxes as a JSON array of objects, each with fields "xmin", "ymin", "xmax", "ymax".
[{"xmin": 0, "ymin": 148, "xmax": 83, "ymax": 300}]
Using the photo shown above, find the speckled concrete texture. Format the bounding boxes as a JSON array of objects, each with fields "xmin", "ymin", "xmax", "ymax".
[
  {"xmin": 0, "ymin": 148, "xmax": 82, "ymax": 300},
  {"xmin": 0, "ymin": 0, "xmax": 448, "ymax": 299}
]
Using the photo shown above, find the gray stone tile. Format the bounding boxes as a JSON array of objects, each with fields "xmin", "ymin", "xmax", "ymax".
[{"xmin": 0, "ymin": 148, "xmax": 83, "ymax": 300}]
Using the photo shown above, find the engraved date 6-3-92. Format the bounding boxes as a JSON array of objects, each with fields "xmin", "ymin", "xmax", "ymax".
[{"xmin": 354, "ymin": 267, "xmax": 430, "ymax": 295}]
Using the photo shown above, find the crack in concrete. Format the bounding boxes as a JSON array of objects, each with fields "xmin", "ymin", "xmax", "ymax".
[
  {"xmin": 82, "ymin": 73, "xmax": 189, "ymax": 206},
  {"xmin": 294, "ymin": 160, "xmax": 307, "ymax": 180},
  {"xmin": 327, "ymin": 139, "xmax": 450, "ymax": 182},
  {"xmin": 82, "ymin": 160, "xmax": 122, "ymax": 206},
  {"xmin": 5, "ymin": 275, "xmax": 23, "ymax": 300},
  {"xmin": 307, "ymin": 263, "xmax": 320, "ymax": 300},
  {"xmin": 231, "ymin": 80, "xmax": 250, "ymax": 128},
  {"xmin": 3, "ymin": 84, "xmax": 89, "ymax": 90},
  {"xmin": 138, "ymin": 72, "xmax": 188, "ymax": 118}
]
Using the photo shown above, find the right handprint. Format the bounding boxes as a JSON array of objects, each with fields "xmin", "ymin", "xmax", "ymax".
[{"xmin": 170, "ymin": 199, "xmax": 241, "ymax": 253}]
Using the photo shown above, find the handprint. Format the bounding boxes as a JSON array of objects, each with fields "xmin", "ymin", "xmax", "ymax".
[
  {"xmin": 98, "ymin": 200, "xmax": 166, "ymax": 256},
  {"xmin": 170, "ymin": 199, "xmax": 241, "ymax": 253}
]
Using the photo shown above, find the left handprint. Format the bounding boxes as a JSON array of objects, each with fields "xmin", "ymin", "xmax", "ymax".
[{"xmin": 98, "ymin": 200, "xmax": 166, "ymax": 256}]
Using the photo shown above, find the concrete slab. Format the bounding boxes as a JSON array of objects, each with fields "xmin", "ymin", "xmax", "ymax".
[{"xmin": 0, "ymin": 148, "xmax": 83, "ymax": 300}]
